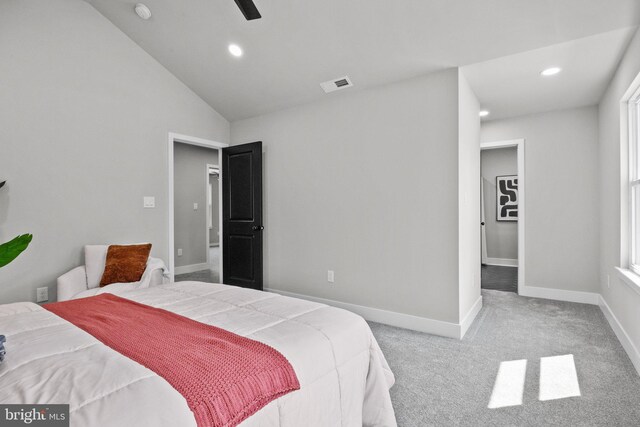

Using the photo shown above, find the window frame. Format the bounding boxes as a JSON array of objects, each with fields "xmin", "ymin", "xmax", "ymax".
[{"xmin": 629, "ymin": 88, "xmax": 640, "ymax": 275}]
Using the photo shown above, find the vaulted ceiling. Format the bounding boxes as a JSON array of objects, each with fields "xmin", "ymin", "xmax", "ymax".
[{"xmin": 86, "ymin": 0, "xmax": 640, "ymax": 121}]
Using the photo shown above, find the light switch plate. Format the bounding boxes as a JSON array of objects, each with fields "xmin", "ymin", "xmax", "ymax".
[
  {"xmin": 193, "ymin": 203, "xmax": 198, "ymax": 210},
  {"xmin": 36, "ymin": 287, "xmax": 48, "ymax": 303},
  {"xmin": 177, "ymin": 248, "xmax": 183, "ymax": 257},
  {"xmin": 143, "ymin": 196, "xmax": 155, "ymax": 208},
  {"xmin": 327, "ymin": 270, "xmax": 335, "ymax": 283}
]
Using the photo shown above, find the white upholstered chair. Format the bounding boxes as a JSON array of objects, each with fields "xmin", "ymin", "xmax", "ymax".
[{"xmin": 57, "ymin": 245, "xmax": 168, "ymax": 301}]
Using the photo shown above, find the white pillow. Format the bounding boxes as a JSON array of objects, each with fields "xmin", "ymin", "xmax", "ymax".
[{"xmin": 84, "ymin": 245, "xmax": 108, "ymax": 289}]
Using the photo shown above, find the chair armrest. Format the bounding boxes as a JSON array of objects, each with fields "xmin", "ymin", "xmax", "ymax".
[
  {"xmin": 57, "ymin": 266, "xmax": 88, "ymax": 301},
  {"xmin": 139, "ymin": 257, "xmax": 168, "ymax": 288},
  {"xmin": 149, "ymin": 269, "xmax": 164, "ymax": 286}
]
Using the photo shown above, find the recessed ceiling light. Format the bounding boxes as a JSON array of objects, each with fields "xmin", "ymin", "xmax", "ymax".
[
  {"xmin": 134, "ymin": 3, "xmax": 152, "ymax": 20},
  {"xmin": 479, "ymin": 110, "xmax": 490, "ymax": 118},
  {"xmin": 228, "ymin": 44, "xmax": 243, "ymax": 57},
  {"xmin": 541, "ymin": 67, "xmax": 562, "ymax": 77}
]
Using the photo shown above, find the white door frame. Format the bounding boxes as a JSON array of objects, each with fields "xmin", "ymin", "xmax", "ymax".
[
  {"xmin": 168, "ymin": 132, "xmax": 228, "ymax": 282},
  {"xmin": 480, "ymin": 179, "xmax": 488, "ymax": 265},
  {"xmin": 206, "ymin": 164, "xmax": 220, "ymax": 267},
  {"xmin": 480, "ymin": 139, "xmax": 525, "ymax": 294}
]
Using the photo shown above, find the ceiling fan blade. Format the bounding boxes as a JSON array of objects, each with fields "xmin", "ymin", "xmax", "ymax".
[{"xmin": 234, "ymin": 0, "xmax": 261, "ymax": 20}]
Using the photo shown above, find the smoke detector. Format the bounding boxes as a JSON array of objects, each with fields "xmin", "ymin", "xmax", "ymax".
[
  {"xmin": 135, "ymin": 3, "xmax": 152, "ymax": 20},
  {"xmin": 320, "ymin": 76, "xmax": 353, "ymax": 93}
]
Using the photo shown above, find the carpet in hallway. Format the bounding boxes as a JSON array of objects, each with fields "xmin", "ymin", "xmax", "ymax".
[{"xmin": 481, "ymin": 265, "xmax": 518, "ymax": 293}]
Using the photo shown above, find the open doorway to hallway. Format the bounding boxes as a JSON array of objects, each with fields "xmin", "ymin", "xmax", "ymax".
[
  {"xmin": 481, "ymin": 142, "xmax": 522, "ymax": 293},
  {"xmin": 172, "ymin": 141, "xmax": 223, "ymax": 283}
]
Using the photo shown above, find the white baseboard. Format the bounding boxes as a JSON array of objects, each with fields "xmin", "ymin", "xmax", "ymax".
[
  {"xmin": 519, "ymin": 285, "xmax": 600, "ymax": 305},
  {"xmin": 264, "ymin": 287, "xmax": 640, "ymax": 371},
  {"xmin": 485, "ymin": 257, "xmax": 518, "ymax": 267},
  {"xmin": 174, "ymin": 262, "xmax": 210, "ymax": 275},
  {"xmin": 599, "ymin": 296, "xmax": 640, "ymax": 376},
  {"xmin": 265, "ymin": 288, "xmax": 470, "ymax": 339},
  {"xmin": 460, "ymin": 296, "xmax": 483, "ymax": 339}
]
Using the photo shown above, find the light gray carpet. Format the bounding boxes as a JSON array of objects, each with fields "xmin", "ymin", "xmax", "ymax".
[
  {"xmin": 175, "ymin": 269, "xmax": 220, "ymax": 283},
  {"xmin": 481, "ymin": 265, "xmax": 518, "ymax": 293},
  {"xmin": 369, "ymin": 290, "xmax": 640, "ymax": 426},
  {"xmin": 175, "ymin": 247, "xmax": 221, "ymax": 283}
]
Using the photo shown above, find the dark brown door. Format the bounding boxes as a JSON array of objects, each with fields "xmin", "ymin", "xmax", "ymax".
[{"xmin": 222, "ymin": 142, "xmax": 263, "ymax": 290}]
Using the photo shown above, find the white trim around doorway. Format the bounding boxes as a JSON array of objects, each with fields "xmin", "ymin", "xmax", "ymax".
[{"xmin": 206, "ymin": 163, "xmax": 220, "ymax": 268}]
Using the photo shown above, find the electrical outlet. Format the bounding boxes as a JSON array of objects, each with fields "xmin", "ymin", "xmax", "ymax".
[
  {"xmin": 327, "ymin": 270, "xmax": 335, "ymax": 283},
  {"xmin": 177, "ymin": 248, "xmax": 183, "ymax": 257},
  {"xmin": 36, "ymin": 287, "xmax": 48, "ymax": 303},
  {"xmin": 143, "ymin": 196, "xmax": 155, "ymax": 208},
  {"xmin": 193, "ymin": 203, "xmax": 198, "ymax": 210}
]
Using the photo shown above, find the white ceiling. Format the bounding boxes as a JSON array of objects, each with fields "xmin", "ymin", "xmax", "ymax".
[
  {"xmin": 463, "ymin": 27, "xmax": 637, "ymax": 121},
  {"xmin": 86, "ymin": 0, "xmax": 640, "ymax": 121}
]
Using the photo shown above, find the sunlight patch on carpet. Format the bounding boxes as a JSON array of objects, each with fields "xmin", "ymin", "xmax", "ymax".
[
  {"xmin": 488, "ymin": 359, "xmax": 527, "ymax": 408},
  {"xmin": 539, "ymin": 354, "xmax": 581, "ymax": 401}
]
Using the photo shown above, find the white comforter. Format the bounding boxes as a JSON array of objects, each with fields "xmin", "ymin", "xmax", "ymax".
[{"xmin": 0, "ymin": 282, "xmax": 396, "ymax": 426}]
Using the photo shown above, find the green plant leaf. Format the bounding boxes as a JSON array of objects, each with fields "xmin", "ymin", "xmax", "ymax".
[{"xmin": 0, "ymin": 234, "xmax": 33, "ymax": 268}]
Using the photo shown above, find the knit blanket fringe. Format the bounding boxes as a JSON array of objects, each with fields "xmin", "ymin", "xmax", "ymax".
[{"xmin": 194, "ymin": 366, "xmax": 300, "ymax": 426}]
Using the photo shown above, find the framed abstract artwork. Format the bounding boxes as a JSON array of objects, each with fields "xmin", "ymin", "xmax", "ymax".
[{"xmin": 496, "ymin": 175, "xmax": 518, "ymax": 221}]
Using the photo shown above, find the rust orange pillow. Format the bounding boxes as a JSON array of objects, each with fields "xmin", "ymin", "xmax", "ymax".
[{"xmin": 99, "ymin": 244, "xmax": 152, "ymax": 287}]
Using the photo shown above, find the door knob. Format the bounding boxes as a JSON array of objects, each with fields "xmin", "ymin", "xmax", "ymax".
[
  {"xmin": 252, "ymin": 225, "xmax": 264, "ymax": 231},
  {"xmin": 481, "ymin": 222, "xmax": 485, "ymax": 226}
]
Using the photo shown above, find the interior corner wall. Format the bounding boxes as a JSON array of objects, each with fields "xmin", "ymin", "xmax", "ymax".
[
  {"xmin": 598, "ymin": 27, "xmax": 640, "ymax": 360},
  {"xmin": 231, "ymin": 69, "xmax": 462, "ymax": 324},
  {"xmin": 173, "ymin": 144, "xmax": 218, "ymax": 268},
  {"xmin": 0, "ymin": 0, "xmax": 230, "ymax": 303},
  {"xmin": 481, "ymin": 106, "xmax": 600, "ymax": 294},
  {"xmin": 457, "ymin": 70, "xmax": 481, "ymax": 322}
]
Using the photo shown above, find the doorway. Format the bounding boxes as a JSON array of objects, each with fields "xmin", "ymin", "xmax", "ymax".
[
  {"xmin": 168, "ymin": 133, "xmax": 228, "ymax": 283},
  {"xmin": 480, "ymin": 139, "xmax": 525, "ymax": 294}
]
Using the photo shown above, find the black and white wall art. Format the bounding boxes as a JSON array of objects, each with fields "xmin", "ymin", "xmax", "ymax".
[{"xmin": 496, "ymin": 175, "xmax": 518, "ymax": 221}]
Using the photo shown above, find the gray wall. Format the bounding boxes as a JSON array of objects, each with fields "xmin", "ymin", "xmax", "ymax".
[
  {"xmin": 0, "ymin": 0, "xmax": 229, "ymax": 303},
  {"xmin": 174, "ymin": 143, "xmax": 218, "ymax": 267},
  {"xmin": 481, "ymin": 106, "xmax": 599, "ymax": 293},
  {"xmin": 232, "ymin": 69, "xmax": 474, "ymax": 324},
  {"xmin": 598, "ymin": 28, "xmax": 640, "ymax": 361},
  {"xmin": 481, "ymin": 148, "xmax": 518, "ymax": 261},
  {"xmin": 457, "ymin": 71, "xmax": 482, "ymax": 320}
]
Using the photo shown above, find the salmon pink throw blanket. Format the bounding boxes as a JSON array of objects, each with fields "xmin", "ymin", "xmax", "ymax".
[{"xmin": 45, "ymin": 294, "xmax": 300, "ymax": 427}]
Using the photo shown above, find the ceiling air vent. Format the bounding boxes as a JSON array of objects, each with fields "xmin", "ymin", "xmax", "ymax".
[{"xmin": 320, "ymin": 76, "xmax": 354, "ymax": 93}]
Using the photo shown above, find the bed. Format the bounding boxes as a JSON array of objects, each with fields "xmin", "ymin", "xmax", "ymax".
[{"xmin": 0, "ymin": 282, "xmax": 397, "ymax": 426}]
